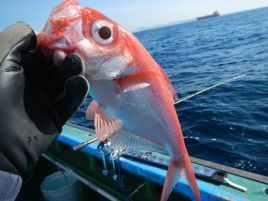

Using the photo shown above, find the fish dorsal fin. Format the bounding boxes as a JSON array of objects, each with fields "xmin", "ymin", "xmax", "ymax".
[
  {"xmin": 86, "ymin": 101, "xmax": 123, "ymax": 141},
  {"xmin": 159, "ymin": 68, "xmax": 179, "ymax": 102},
  {"xmin": 109, "ymin": 129, "xmax": 167, "ymax": 155}
]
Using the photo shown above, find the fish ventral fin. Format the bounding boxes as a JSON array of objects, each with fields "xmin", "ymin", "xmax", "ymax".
[
  {"xmin": 86, "ymin": 100, "xmax": 98, "ymax": 120},
  {"xmin": 86, "ymin": 101, "xmax": 123, "ymax": 141},
  {"xmin": 109, "ymin": 129, "xmax": 167, "ymax": 155}
]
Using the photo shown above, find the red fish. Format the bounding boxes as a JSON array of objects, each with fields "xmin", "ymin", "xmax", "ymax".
[{"xmin": 41, "ymin": 1, "xmax": 201, "ymax": 200}]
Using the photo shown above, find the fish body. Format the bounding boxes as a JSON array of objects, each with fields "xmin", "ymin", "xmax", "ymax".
[{"xmin": 41, "ymin": 1, "xmax": 201, "ymax": 200}]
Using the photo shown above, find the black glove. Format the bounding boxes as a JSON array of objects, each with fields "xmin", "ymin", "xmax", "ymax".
[{"xmin": 0, "ymin": 22, "xmax": 89, "ymax": 175}]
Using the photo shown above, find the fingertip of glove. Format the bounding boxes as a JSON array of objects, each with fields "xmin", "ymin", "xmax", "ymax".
[
  {"xmin": 54, "ymin": 75, "xmax": 89, "ymax": 123},
  {"xmin": 65, "ymin": 75, "xmax": 89, "ymax": 106},
  {"xmin": 63, "ymin": 53, "xmax": 85, "ymax": 76},
  {"xmin": 66, "ymin": 75, "xmax": 89, "ymax": 96}
]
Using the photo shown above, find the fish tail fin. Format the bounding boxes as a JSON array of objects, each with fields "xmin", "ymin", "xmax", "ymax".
[
  {"xmin": 183, "ymin": 156, "xmax": 202, "ymax": 201},
  {"xmin": 160, "ymin": 159, "xmax": 181, "ymax": 201},
  {"xmin": 160, "ymin": 157, "xmax": 201, "ymax": 201}
]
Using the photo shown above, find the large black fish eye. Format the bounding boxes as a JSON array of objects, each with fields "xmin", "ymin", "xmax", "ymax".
[
  {"xmin": 99, "ymin": 26, "xmax": 112, "ymax": 40},
  {"xmin": 92, "ymin": 19, "xmax": 115, "ymax": 45}
]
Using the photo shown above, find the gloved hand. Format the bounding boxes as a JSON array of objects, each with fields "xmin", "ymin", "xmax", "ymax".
[{"xmin": 0, "ymin": 22, "xmax": 89, "ymax": 175}]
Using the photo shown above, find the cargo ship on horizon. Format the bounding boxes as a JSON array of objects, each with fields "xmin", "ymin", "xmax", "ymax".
[{"xmin": 197, "ymin": 11, "xmax": 220, "ymax": 20}]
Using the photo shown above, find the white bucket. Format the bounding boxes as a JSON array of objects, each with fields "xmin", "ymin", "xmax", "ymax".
[{"xmin": 40, "ymin": 171, "xmax": 84, "ymax": 201}]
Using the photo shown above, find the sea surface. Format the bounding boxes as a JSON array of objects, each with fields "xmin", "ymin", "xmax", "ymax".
[{"xmin": 70, "ymin": 7, "xmax": 268, "ymax": 176}]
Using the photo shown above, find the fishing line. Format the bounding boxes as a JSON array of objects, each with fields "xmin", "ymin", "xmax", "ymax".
[
  {"xmin": 174, "ymin": 73, "xmax": 247, "ymax": 105},
  {"xmin": 186, "ymin": 140, "xmax": 216, "ymax": 147},
  {"xmin": 116, "ymin": 149, "xmax": 132, "ymax": 201},
  {"xmin": 174, "ymin": 73, "xmax": 248, "ymax": 148},
  {"xmin": 129, "ymin": 182, "xmax": 146, "ymax": 198}
]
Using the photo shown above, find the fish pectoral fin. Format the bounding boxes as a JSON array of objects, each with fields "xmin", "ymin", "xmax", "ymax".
[
  {"xmin": 94, "ymin": 106, "xmax": 123, "ymax": 141},
  {"xmin": 121, "ymin": 83, "xmax": 150, "ymax": 93},
  {"xmin": 109, "ymin": 129, "xmax": 167, "ymax": 155},
  {"xmin": 115, "ymin": 71, "xmax": 154, "ymax": 93}
]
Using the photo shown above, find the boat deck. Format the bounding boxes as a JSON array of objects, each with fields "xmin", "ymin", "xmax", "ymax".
[{"xmin": 43, "ymin": 123, "xmax": 268, "ymax": 201}]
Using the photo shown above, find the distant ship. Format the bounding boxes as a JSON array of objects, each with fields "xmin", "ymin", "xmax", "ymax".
[{"xmin": 197, "ymin": 11, "xmax": 220, "ymax": 20}]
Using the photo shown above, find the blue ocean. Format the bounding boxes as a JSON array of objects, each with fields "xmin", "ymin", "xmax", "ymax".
[{"xmin": 70, "ymin": 7, "xmax": 268, "ymax": 176}]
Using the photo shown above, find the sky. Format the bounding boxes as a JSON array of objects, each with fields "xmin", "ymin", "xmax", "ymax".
[{"xmin": 1, "ymin": 0, "xmax": 268, "ymax": 32}]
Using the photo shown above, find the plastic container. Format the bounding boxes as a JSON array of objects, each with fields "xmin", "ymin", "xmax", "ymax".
[{"xmin": 40, "ymin": 171, "xmax": 84, "ymax": 201}]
